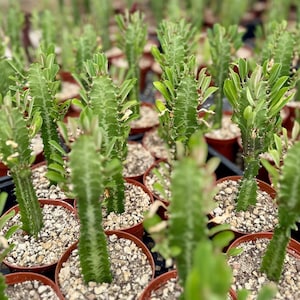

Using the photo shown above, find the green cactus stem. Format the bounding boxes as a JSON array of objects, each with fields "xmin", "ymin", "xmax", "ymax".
[
  {"xmin": 69, "ymin": 133, "xmax": 112, "ymax": 283},
  {"xmin": 261, "ymin": 141, "xmax": 300, "ymax": 282},
  {"xmin": 28, "ymin": 48, "xmax": 67, "ymax": 170},
  {"xmin": 73, "ymin": 53, "xmax": 137, "ymax": 214},
  {"xmin": 207, "ymin": 23, "xmax": 243, "ymax": 129},
  {"xmin": 0, "ymin": 96, "xmax": 43, "ymax": 236},
  {"xmin": 115, "ymin": 10, "xmax": 147, "ymax": 115}
]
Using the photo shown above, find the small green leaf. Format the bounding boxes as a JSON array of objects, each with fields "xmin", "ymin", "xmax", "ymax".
[
  {"xmin": 227, "ymin": 247, "xmax": 243, "ymax": 257},
  {"xmin": 45, "ymin": 170, "xmax": 65, "ymax": 183}
]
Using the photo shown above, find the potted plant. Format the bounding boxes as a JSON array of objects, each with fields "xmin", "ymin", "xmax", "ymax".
[
  {"xmin": 152, "ymin": 19, "xmax": 217, "ymax": 159},
  {"xmin": 223, "ymin": 58, "xmax": 295, "ymax": 211},
  {"xmin": 115, "ymin": 9, "xmax": 159, "ymax": 134},
  {"xmin": 226, "ymin": 141, "xmax": 300, "ymax": 298},
  {"xmin": 0, "ymin": 93, "xmax": 43, "ymax": 237},
  {"xmin": 260, "ymin": 140, "xmax": 300, "ymax": 282},
  {"xmin": 142, "ymin": 131, "xmax": 235, "ymax": 299},
  {"xmin": 204, "ymin": 23, "xmax": 243, "ymax": 161},
  {"xmin": 207, "ymin": 23, "xmax": 243, "ymax": 129},
  {"xmin": 55, "ymin": 109, "xmax": 155, "ymax": 299},
  {"xmin": 0, "ymin": 90, "xmax": 79, "ymax": 273},
  {"xmin": 58, "ymin": 52, "xmax": 154, "ymax": 237}
]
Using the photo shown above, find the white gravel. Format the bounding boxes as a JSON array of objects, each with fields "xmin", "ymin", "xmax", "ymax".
[
  {"xmin": 5, "ymin": 279, "xmax": 61, "ymax": 300},
  {"xmin": 123, "ymin": 143, "xmax": 155, "ymax": 178},
  {"xmin": 102, "ymin": 182, "xmax": 152, "ymax": 231},
  {"xmin": 211, "ymin": 179, "xmax": 278, "ymax": 234},
  {"xmin": 129, "ymin": 104, "xmax": 159, "ymax": 129},
  {"xmin": 142, "ymin": 129, "xmax": 169, "ymax": 160},
  {"xmin": 57, "ymin": 234, "xmax": 154, "ymax": 299},
  {"xmin": 228, "ymin": 237, "xmax": 300, "ymax": 299},
  {"xmin": 2, "ymin": 203, "xmax": 79, "ymax": 268}
]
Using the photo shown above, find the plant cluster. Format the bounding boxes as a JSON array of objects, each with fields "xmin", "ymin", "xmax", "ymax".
[{"xmin": 224, "ymin": 58, "xmax": 295, "ymax": 211}]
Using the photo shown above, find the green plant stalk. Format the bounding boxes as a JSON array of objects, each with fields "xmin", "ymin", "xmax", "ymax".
[
  {"xmin": 261, "ymin": 141, "xmax": 300, "ymax": 282},
  {"xmin": 184, "ymin": 240, "xmax": 233, "ymax": 300},
  {"xmin": 169, "ymin": 158, "xmax": 210, "ymax": 284},
  {"xmin": 28, "ymin": 53, "xmax": 61, "ymax": 168},
  {"xmin": 0, "ymin": 275, "xmax": 8, "ymax": 300},
  {"xmin": 188, "ymin": 0, "xmax": 205, "ymax": 31},
  {"xmin": 207, "ymin": 24, "xmax": 242, "ymax": 129},
  {"xmin": 70, "ymin": 134, "xmax": 112, "ymax": 283},
  {"xmin": 71, "ymin": 0, "xmax": 81, "ymax": 25},
  {"xmin": 261, "ymin": 226, "xmax": 289, "ymax": 282},
  {"xmin": 149, "ymin": 0, "xmax": 165, "ymax": 24},
  {"xmin": 74, "ymin": 53, "xmax": 137, "ymax": 214},
  {"xmin": 105, "ymin": 172, "xmax": 125, "ymax": 213},
  {"xmin": 5, "ymin": 0, "xmax": 24, "ymax": 55},
  {"xmin": 74, "ymin": 24, "xmax": 98, "ymax": 74},
  {"xmin": 236, "ymin": 159, "xmax": 260, "ymax": 210},
  {"xmin": 40, "ymin": 10, "xmax": 57, "ymax": 50},
  {"xmin": 168, "ymin": 134, "xmax": 219, "ymax": 287},
  {"xmin": 261, "ymin": 21, "xmax": 295, "ymax": 79},
  {"xmin": 172, "ymin": 75, "xmax": 201, "ymax": 150},
  {"xmin": 154, "ymin": 19, "xmax": 197, "ymax": 91},
  {"xmin": 10, "ymin": 168, "xmax": 43, "ymax": 236},
  {"xmin": 115, "ymin": 10, "xmax": 147, "ymax": 115},
  {"xmin": 0, "ymin": 101, "xmax": 43, "ymax": 237},
  {"xmin": 91, "ymin": 0, "xmax": 111, "ymax": 51},
  {"xmin": 154, "ymin": 65, "xmax": 217, "ymax": 158}
]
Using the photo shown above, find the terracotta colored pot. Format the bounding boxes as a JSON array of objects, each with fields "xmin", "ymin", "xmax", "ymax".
[
  {"xmin": 73, "ymin": 178, "xmax": 154, "ymax": 240},
  {"xmin": 0, "ymin": 161, "xmax": 8, "ymax": 177},
  {"xmin": 2, "ymin": 199, "xmax": 77, "ymax": 274},
  {"xmin": 130, "ymin": 102, "xmax": 159, "ymax": 136},
  {"xmin": 203, "ymin": 112, "xmax": 240, "ymax": 162},
  {"xmin": 55, "ymin": 230, "xmax": 156, "ymax": 298},
  {"xmin": 5, "ymin": 272, "xmax": 65, "ymax": 300},
  {"xmin": 139, "ymin": 270, "xmax": 177, "ymax": 300},
  {"xmin": 216, "ymin": 175, "xmax": 276, "ymax": 200},
  {"xmin": 227, "ymin": 232, "xmax": 300, "ymax": 300},
  {"xmin": 282, "ymin": 103, "xmax": 300, "ymax": 133},
  {"xmin": 139, "ymin": 269, "xmax": 237, "ymax": 300},
  {"xmin": 211, "ymin": 175, "xmax": 277, "ymax": 240},
  {"xmin": 106, "ymin": 179, "xmax": 154, "ymax": 240},
  {"xmin": 205, "ymin": 134, "xmax": 239, "ymax": 162}
]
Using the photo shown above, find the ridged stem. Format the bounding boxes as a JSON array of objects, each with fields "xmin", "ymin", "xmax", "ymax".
[{"xmin": 10, "ymin": 167, "xmax": 43, "ymax": 236}]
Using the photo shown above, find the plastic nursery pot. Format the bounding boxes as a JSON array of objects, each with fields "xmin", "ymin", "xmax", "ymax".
[
  {"xmin": 129, "ymin": 102, "xmax": 160, "ymax": 136},
  {"xmin": 142, "ymin": 159, "xmax": 171, "ymax": 220},
  {"xmin": 211, "ymin": 175, "xmax": 277, "ymax": 240},
  {"xmin": 5, "ymin": 272, "xmax": 65, "ymax": 300},
  {"xmin": 203, "ymin": 111, "xmax": 240, "ymax": 163},
  {"xmin": 106, "ymin": 178, "xmax": 154, "ymax": 240},
  {"xmin": 31, "ymin": 161, "xmax": 74, "ymax": 206},
  {"xmin": 282, "ymin": 103, "xmax": 300, "ymax": 133},
  {"xmin": 73, "ymin": 178, "xmax": 154, "ymax": 240},
  {"xmin": 138, "ymin": 269, "xmax": 237, "ymax": 300},
  {"xmin": 54, "ymin": 230, "xmax": 156, "ymax": 297},
  {"xmin": 0, "ymin": 161, "xmax": 8, "ymax": 177},
  {"xmin": 138, "ymin": 269, "xmax": 178, "ymax": 300},
  {"xmin": 2, "ymin": 199, "xmax": 77, "ymax": 274},
  {"xmin": 226, "ymin": 232, "xmax": 300, "ymax": 300},
  {"xmin": 124, "ymin": 141, "xmax": 156, "ymax": 183}
]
